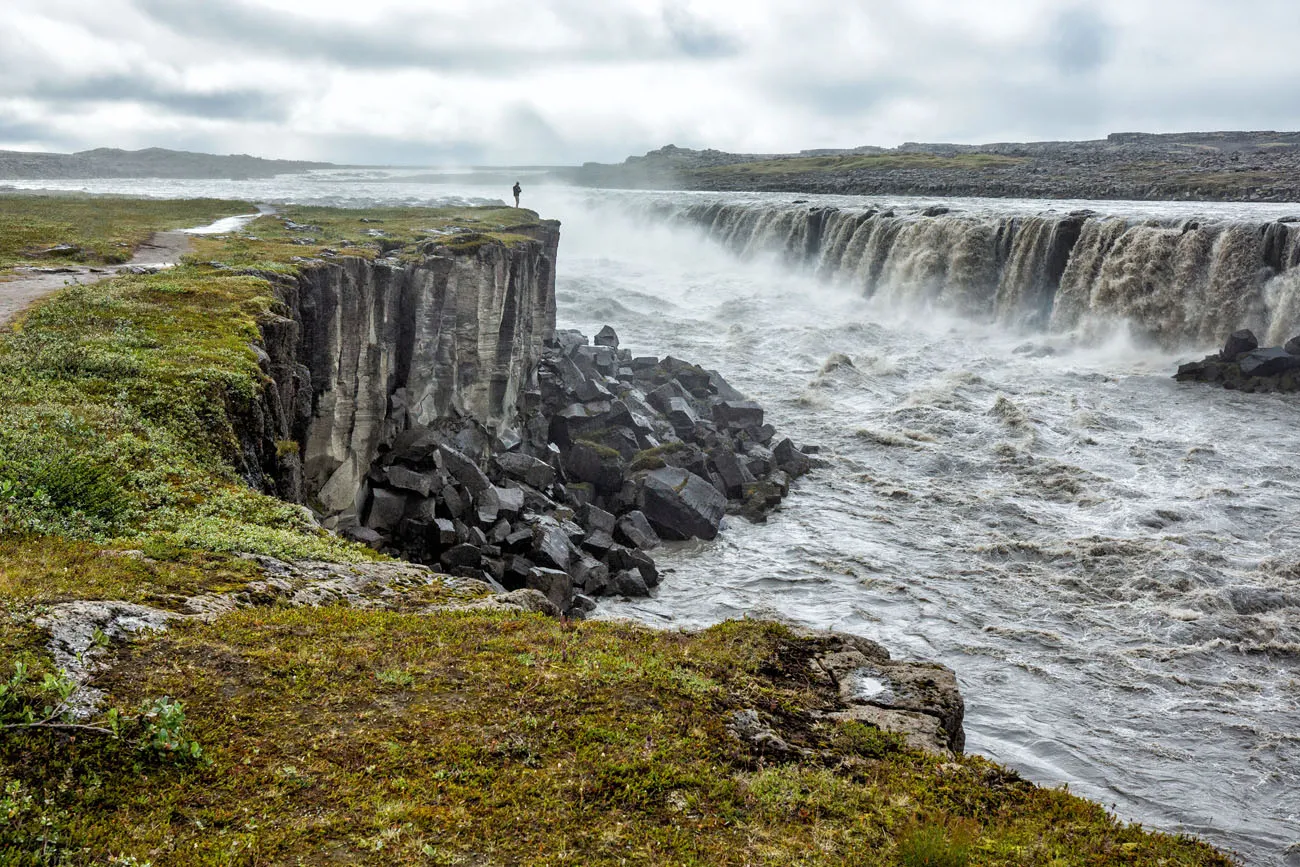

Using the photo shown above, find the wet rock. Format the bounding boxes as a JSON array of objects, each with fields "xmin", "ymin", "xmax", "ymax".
[
  {"xmin": 503, "ymin": 556, "xmax": 534, "ymax": 590},
  {"xmin": 614, "ymin": 569, "xmax": 650, "ymax": 598},
  {"xmin": 440, "ymin": 543, "xmax": 482, "ymax": 570},
  {"xmin": 1238, "ymin": 347, "xmax": 1300, "ymax": 377},
  {"xmin": 565, "ymin": 441, "xmax": 626, "ymax": 493},
  {"xmin": 1221, "ymin": 329, "xmax": 1259, "ymax": 361},
  {"xmin": 495, "ymin": 452, "xmax": 556, "ymax": 489},
  {"xmin": 572, "ymin": 556, "xmax": 612, "ymax": 596},
  {"xmin": 342, "ymin": 525, "xmax": 384, "ymax": 549},
  {"xmin": 707, "ymin": 370, "xmax": 747, "ymax": 402},
  {"xmin": 495, "ymin": 486, "xmax": 524, "ymax": 517},
  {"xmin": 572, "ymin": 593, "xmax": 598, "ymax": 614},
  {"xmin": 710, "ymin": 447, "xmax": 755, "ymax": 498},
  {"xmin": 439, "ymin": 445, "xmax": 492, "ymax": 496},
  {"xmin": 628, "ymin": 549, "xmax": 659, "ymax": 587},
  {"xmin": 526, "ymin": 567, "xmax": 574, "ymax": 612},
  {"xmin": 505, "ymin": 527, "xmax": 534, "ymax": 551},
  {"xmin": 474, "ymin": 486, "xmax": 500, "ymax": 525},
  {"xmin": 441, "ymin": 485, "xmax": 469, "ymax": 520},
  {"xmin": 615, "ymin": 511, "xmax": 661, "ymax": 550},
  {"xmin": 773, "ymin": 438, "xmax": 813, "ymax": 476},
  {"xmin": 1286, "ymin": 335, "xmax": 1300, "ymax": 355},
  {"xmin": 433, "ymin": 518, "xmax": 458, "ymax": 546},
  {"xmin": 594, "ymin": 325, "xmax": 620, "ymax": 348},
  {"xmin": 581, "ymin": 503, "xmax": 617, "ymax": 534},
  {"xmin": 581, "ymin": 529, "xmax": 615, "ymax": 556},
  {"xmin": 638, "ymin": 467, "xmax": 727, "ymax": 541},
  {"xmin": 712, "ymin": 400, "xmax": 764, "ymax": 430},
  {"xmin": 533, "ymin": 524, "xmax": 575, "ymax": 571}
]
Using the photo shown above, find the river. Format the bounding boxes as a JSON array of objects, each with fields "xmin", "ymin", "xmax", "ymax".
[{"xmin": 4, "ymin": 171, "xmax": 1297, "ymax": 864}]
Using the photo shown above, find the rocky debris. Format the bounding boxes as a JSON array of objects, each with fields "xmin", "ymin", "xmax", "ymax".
[
  {"xmin": 803, "ymin": 630, "xmax": 965, "ymax": 754},
  {"xmin": 1175, "ymin": 328, "xmax": 1300, "ymax": 392},
  {"xmin": 338, "ymin": 325, "xmax": 815, "ymax": 616},
  {"xmin": 729, "ymin": 709, "xmax": 799, "ymax": 757},
  {"xmin": 34, "ymin": 601, "xmax": 179, "ymax": 718},
  {"xmin": 723, "ymin": 629, "xmax": 966, "ymax": 760},
  {"xmin": 33, "ymin": 556, "xmax": 493, "ymax": 719}
]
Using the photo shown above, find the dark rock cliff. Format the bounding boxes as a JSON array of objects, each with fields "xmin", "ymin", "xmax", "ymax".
[{"xmin": 235, "ymin": 224, "xmax": 560, "ymax": 522}]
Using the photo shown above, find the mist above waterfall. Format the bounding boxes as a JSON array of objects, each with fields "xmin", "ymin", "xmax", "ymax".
[{"xmin": 613, "ymin": 191, "xmax": 1300, "ymax": 351}]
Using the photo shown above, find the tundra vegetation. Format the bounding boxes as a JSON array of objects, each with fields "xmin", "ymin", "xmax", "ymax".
[
  {"xmin": 0, "ymin": 193, "xmax": 250, "ymax": 273},
  {"xmin": 0, "ymin": 196, "xmax": 1233, "ymax": 865}
]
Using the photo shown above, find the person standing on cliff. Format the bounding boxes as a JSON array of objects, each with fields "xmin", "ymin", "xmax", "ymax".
[{"xmin": 512, "ymin": 181, "xmax": 522, "ymax": 208}]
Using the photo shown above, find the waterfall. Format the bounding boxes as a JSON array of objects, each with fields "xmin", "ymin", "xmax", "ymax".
[{"xmin": 635, "ymin": 199, "xmax": 1300, "ymax": 347}]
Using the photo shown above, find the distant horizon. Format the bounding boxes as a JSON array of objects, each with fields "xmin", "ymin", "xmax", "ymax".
[{"xmin": 5, "ymin": 127, "xmax": 1300, "ymax": 172}]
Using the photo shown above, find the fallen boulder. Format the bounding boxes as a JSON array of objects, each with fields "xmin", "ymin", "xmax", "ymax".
[{"xmin": 638, "ymin": 467, "xmax": 727, "ymax": 541}]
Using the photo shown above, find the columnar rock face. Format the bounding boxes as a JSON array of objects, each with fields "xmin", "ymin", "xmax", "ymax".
[
  {"xmin": 254, "ymin": 227, "xmax": 559, "ymax": 520},
  {"xmin": 240, "ymin": 234, "xmax": 813, "ymax": 619}
]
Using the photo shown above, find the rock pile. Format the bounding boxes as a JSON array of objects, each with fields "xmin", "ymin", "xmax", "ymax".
[
  {"xmin": 1175, "ymin": 328, "xmax": 1300, "ymax": 392},
  {"xmin": 342, "ymin": 326, "xmax": 816, "ymax": 616}
]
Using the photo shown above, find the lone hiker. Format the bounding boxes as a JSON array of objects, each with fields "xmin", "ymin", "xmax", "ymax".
[{"xmin": 512, "ymin": 181, "xmax": 522, "ymax": 208}]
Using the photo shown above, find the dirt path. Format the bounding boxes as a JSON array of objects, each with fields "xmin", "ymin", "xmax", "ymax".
[
  {"xmin": 0, "ymin": 206, "xmax": 269, "ymax": 326},
  {"xmin": 0, "ymin": 232, "xmax": 190, "ymax": 325}
]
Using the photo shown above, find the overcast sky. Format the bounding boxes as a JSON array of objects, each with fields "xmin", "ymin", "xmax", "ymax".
[{"xmin": 4, "ymin": 0, "xmax": 1300, "ymax": 166}]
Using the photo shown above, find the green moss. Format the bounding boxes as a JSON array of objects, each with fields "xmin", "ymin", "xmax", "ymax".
[
  {"xmin": 574, "ymin": 438, "xmax": 623, "ymax": 460},
  {"xmin": 0, "ymin": 615, "xmax": 1231, "ymax": 866},
  {"xmin": 629, "ymin": 441, "xmax": 692, "ymax": 472}
]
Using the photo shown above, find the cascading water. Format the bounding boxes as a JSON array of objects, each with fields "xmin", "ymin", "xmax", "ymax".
[{"xmin": 630, "ymin": 195, "xmax": 1300, "ymax": 348}]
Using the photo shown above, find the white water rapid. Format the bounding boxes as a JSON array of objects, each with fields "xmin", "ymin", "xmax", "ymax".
[{"xmin": 5, "ymin": 173, "xmax": 1297, "ymax": 864}]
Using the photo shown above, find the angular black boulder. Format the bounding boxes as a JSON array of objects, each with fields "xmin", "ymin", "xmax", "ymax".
[
  {"xmin": 637, "ymin": 467, "xmax": 726, "ymax": 541},
  {"xmin": 1238, "ymin": 347, "xmax": 1300, "ymax": 377}
]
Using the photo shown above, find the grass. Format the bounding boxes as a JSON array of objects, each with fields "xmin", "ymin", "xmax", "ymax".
[
  {"xmin": 0, "ymin": 193, "xmax": 251, "ymax": 272},
  {"xmin": 1, "ymin": 614, "xmax": 1232, "ymax": 866},
  {"xmin": 698, "ymin": 153, "xmax": 1026, "ymax": 178},
  {"xmin": 191, "ymin": 204, "xmax": 545, "ymax": 272}
]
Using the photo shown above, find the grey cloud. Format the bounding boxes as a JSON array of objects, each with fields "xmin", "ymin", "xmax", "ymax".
[
  {"xmin": 662, "ymin": 3, "xmax": 739, "ymax": 59},
  {"xmin": 1048, "ymin": 7, "xmax": 1114, "ymax": 75},
  {"xmin": 0, "ymin": 114, "xmax": 75, "ymax": 150},
  {"xmin": 130, "ymin": 0, "xmax": 738, "ymax": 73},
  {"xmin": 320, "ymin": 134, "xmax": 489, "ymax": 168},
  {"xmin": 25, "ymin": 75, "xmax": 289, "ymax": 121},
  {"xmin": 771, "ymin": 77, "xmax": 914, "ymax": 116}
]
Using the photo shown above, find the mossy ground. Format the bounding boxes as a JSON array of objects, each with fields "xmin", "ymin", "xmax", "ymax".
[
  {"xmin": 0, "ymin": 195, "xmax": 1234, "ymax": 865},
  {"xmin": 0, "ymin": 193, "xmax": 251, "ymax": 273},
  {"xmin": 190, "ymin": 204, "xmax": 544, "ymax": 273},
  {"xmin": 3, "ymin": 614, "xmax": 1231, "ymax": 866}
]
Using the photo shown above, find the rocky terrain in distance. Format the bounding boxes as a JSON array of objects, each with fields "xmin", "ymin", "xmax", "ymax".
[
  {"xmin": 0, "ymin": 146, "xmax": 334, "ymax": 179},
  {"xmin": 560, "ymin": 131, "xmax": 1300, "ymax": 202}
]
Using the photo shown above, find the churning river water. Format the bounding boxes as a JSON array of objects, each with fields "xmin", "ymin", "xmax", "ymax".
[{"xmin": 5, "ymin": 172, "xmax": 1298, "ymax": 864}]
